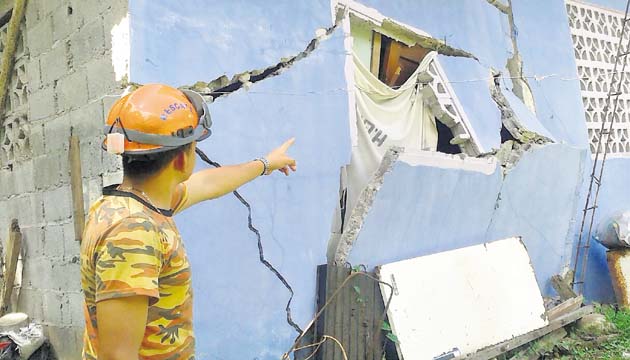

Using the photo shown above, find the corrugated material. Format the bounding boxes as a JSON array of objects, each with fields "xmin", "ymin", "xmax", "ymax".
[{"xmin": 313, "ymin": 265, "xmax": 387, "ymax": 360}]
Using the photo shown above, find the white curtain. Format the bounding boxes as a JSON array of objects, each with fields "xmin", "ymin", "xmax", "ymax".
[{"xmin": 329, "ymin": 51, "xmax": 439, "ymax": 256}]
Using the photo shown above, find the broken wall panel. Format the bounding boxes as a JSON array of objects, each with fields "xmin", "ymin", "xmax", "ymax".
[
  {"xmin": 345, "ymin": 0, "xmax": 506, "ymax": 151},
  {"xmin": 130, "ymin": 1, "xmax": 352, "ymax": 358},
  {"xmin": 378, "ymin": 237, "xmax": 548, "ymax": 359},
  {"xmin": 348, "ymin": 144, "xmax": 587, "ymax": 297},
  {"xmin": 485, "ymin": 144, "xmax": 586, "ymax": 295},
  {"xmin": 502, "ymin": 89, "xmax": 555, "ymax": 142}
]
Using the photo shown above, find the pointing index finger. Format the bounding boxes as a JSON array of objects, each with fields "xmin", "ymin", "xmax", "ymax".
[{"xmin": 281, "ymin": 137, "xmax": 296, "ymax": 151}]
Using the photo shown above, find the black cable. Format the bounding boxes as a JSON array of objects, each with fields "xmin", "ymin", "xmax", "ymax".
[{"xmin": 195, "ymin": 148, "xmax": 303, "ymax": 334}]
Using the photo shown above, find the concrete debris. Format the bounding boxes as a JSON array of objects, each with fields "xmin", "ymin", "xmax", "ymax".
[
  {"xmin": 333, "ymin": 147, "xmax": 402, "ymax": 265},
  {"xmin": 503, "ymin": 0, "xmax": 537, "ymax": 113},
  {"xmin": 550, "ymin": 268, "xmax": 578, "ymax": 301},
  {"xmin": 183, "ymin": 19, "xmax": 342, "ymax": 100},
  {"xmin": 480, "ymin": 140, "xmax": 536, "ymax": 175},
  {"xmin": 489, "ymin": 72, "xmax": 551, "ymax": 146}
]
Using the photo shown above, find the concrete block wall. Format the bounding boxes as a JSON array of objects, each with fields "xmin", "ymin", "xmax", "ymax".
[{"xmin": 0, "ymin": 0, "xmax": 128, "ymax": 358}]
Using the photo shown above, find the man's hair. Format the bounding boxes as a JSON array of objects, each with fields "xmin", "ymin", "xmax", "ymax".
[{"xmin": 122, "ymin": 143, "xmax": 192, "ymax": 180}]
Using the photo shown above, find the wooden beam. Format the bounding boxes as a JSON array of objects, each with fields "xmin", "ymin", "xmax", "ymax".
[
  {"xmin": 546, "ymin": 295, "xmax": 583, "ymax": 322},
  {"xmin": 370, "ymin": 32, "xmax": 382, "ymax": 77},
  {"xmin": 384, "ymin": 41, "xmax": 402, "ymax": 87},
  {"xmin": 456, "ymin": 305, "xmax": 593, "ymax": 360},
  {"xmin": 1, "ymin": 219, "xmax": 21, "ymax": 316},
  {"xmin": 69, "ymin": 130, "xmax": 85, "ymax": 243},
  {"xmin": 0, "ymin": 0, "xmax": 26, "ymax": 121}
]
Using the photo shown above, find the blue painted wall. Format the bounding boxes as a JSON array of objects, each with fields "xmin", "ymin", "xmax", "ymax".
[
  {"xmin": 128, "ymin": 0, "xmax": 629, "ymax": 358},
  {"xmin": 348, "ymin": 144, "xmax": 586, "ymax": 296},
  {"xmin": 130, "ymin": 1, "xmax": 351, "ymax": 358}
]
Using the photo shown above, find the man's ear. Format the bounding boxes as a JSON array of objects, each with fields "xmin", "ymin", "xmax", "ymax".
[{"xmin": 173, "ymin": 151, "xmax": 186, "ymax": 172}]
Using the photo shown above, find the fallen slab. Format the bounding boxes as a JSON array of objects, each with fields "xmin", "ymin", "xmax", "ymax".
[{"xmin": 377, "ymin": 237, "xmax": 548, "ymax": 359}]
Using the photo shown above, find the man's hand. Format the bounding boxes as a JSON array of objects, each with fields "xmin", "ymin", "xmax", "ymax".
[
  {"xmin": 266, "ymin": 138, "xmax": 297, "ymax": 176},
  {"xmin": 175, "ymin": 137, "xmax": 299, "ymax": 213}
]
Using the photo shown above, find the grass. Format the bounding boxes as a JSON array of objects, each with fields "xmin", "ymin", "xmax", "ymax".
[{"xmin": 560, "ymin": 306, "xmax": 630, "ymax": 360}]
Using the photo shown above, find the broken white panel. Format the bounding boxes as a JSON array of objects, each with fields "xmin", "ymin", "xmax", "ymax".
[{"xmin": 378, "ymin": 237, "xmax": 548, "ymax": 359}]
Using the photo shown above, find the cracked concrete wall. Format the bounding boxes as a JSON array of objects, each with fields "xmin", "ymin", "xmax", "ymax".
[
  {"xmin": 347, "ymin": 144, "xmax": 587, "ymax": 297},
  {"xmin": 130, "ymin": 1, "xmax": 351, "ymax": 359},
  {"xmin": 127, "ymin": 2, "xmax": 630, "ymax": 358}
]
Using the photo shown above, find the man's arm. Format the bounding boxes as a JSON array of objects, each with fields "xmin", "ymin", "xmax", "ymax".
[
  {"xmin": 96, "ymin": 296, "xmax": 148, "ymax": 359},
  {"xmin": 177, "ymin": 138, "xmax": 297, "ymax": 212}
]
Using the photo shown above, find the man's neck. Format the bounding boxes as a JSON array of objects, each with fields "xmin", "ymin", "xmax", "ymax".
[{"xmin": 120, "ymin": 173, "xmax": 178, "ymax": 210}]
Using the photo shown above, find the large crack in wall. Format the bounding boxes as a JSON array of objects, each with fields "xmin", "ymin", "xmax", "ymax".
[
  {"xmin": 333, "ymin": 147, "xmax": 402, "ymax": 266},
  {"xmin": 485, "ymin": 70, "xmax": 552, "ymax": 173},
  {"xmin": 486, "ymin": 0, "xmax": 537, "ymax": 114},
  {"xmin": 181, "ymin": 19, "xmax": 342, "ymax": 101}
]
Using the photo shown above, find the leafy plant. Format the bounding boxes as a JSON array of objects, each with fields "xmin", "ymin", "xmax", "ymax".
[{"xmin": 382, "ymin": 321, "xmax": 399, "ymax": 344}]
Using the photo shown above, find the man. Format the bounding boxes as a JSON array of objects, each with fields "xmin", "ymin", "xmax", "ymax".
[{"xmin": 80, "ymin": 84, "xmax": 297, "ymax": 359}]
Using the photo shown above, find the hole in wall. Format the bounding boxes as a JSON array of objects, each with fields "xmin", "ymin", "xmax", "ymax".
[
  {"xmin": 67, "ymin": 6, "xmax": 73, "ymax": 15},
  {"xmin": 374, "ymin": 32, "xmax": 431, "ymax": 88},
  {"xmin": 500, "ymin": 123, "xmax": 518, "ymax": 143},
  {"xmin": 436, "ymin": 119, "xmax": 462, "ymax": 154}
]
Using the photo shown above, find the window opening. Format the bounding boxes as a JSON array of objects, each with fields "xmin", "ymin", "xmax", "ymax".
[
  {"xmin": 372, "ymin": 32, "xmax": 431, "ymax": 88},
  {"xmin": 436, "ymin": 119, "xmax": 462, "ymax": 154},
  {"xmin": 500, "ymin": 124, "xmax": 518, "ymax": 143}
]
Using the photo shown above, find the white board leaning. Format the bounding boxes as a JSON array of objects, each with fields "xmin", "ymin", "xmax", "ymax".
[{"xmin": 377, "ymin": 237, "xmax": 548, "ymax": 359}]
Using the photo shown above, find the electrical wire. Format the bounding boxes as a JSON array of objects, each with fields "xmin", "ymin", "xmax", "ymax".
[
  {"xmin": 281, "ymin": 270, "xmax": 395, "ymax": 360},
  {"xmin": 194, "ymin": 147, "xmax": 303, "ymax": 334}
]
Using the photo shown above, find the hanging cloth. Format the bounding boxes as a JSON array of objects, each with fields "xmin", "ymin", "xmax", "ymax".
[{"xmin": 337, "ymin": 51, "xmax": 439, "ymax": 236}]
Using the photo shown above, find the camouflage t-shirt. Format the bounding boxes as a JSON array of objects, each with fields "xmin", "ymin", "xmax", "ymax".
[{"xmin": 80, "ymin": 184, "xmax": 194, "ymax": 359}]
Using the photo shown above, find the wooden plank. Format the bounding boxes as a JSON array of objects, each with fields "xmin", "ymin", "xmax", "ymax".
[
  {"xmin": 69, "ymin": 131, "xmax": 85, "ymax": 243},
  {"xmin": 333, "ymin": 266, "xmax": 345, "ymax": 359},
  {"xmin": 313, "ymin": 265, "xmax": 327, "ymax": 360},
  {"xmin": 546, "ymin": 295, "xmax": 584, "ymax": 321},
  {"xmin": 370, "ymin": 32, "xmax": 382, "ymax": 77},
  {"xmin": 0, "ymin": 0, "xmax": 26, "ymax": 121},
  {"xmin": 349, "ymin": 273, "xmax": 357, "ymax": 360},
  {"xmin": 341, "ymin": 267, "xmax": 351, "ymax": 359},
  {"xmin": 1, "ymin": 219, "xmax": 21, "ymax": 316},
  {"xmin": 456, "ymin": 305, "xmax": 594, "ymax": 360},
  {"xmin": 322, "ymin": 264, "xmax": 335, "ymax": 360},
  {"xmin": 384, "ymin": 41, "xmax": 402, "ymax": 86}
]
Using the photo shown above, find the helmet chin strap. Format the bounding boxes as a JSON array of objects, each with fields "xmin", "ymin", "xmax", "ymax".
[{"xmin": 194, "ymin": 147, "xmax": 303, "ymax": 334}]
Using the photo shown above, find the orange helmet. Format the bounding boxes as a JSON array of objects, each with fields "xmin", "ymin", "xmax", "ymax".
[{"xmin": 103, "ymin": 83, "xmax": 212, "ymax": 155}]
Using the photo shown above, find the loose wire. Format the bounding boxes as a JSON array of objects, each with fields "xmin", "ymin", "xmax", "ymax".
[{"xmin": 195, "ymin": 147, "xmax": 303, "ymax": 334}]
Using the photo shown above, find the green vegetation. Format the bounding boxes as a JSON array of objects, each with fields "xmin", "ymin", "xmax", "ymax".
[{"xmin": 560, "ymin": 305, "xmax": 630, "ymax": 360}]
